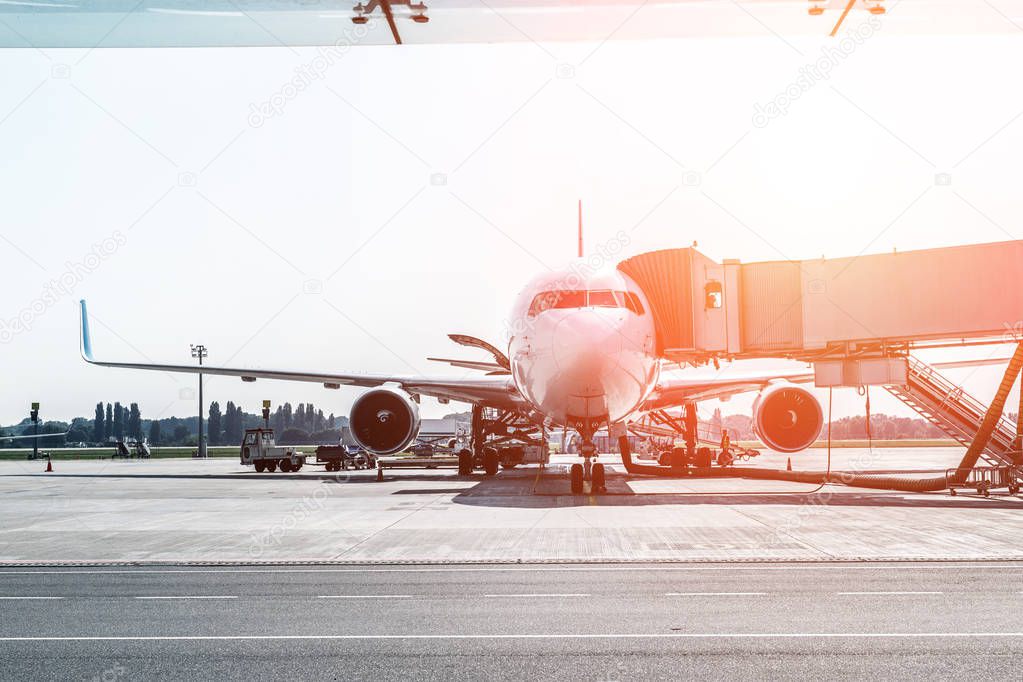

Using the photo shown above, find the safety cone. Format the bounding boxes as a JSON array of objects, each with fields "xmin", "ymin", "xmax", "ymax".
[
  {"xmin": 45, "ymin": 456, "xmax": 52, "ymax": 473},
  {"xmin": 786, "ymin": 457, "xmax": 792, "ymax": 471}
]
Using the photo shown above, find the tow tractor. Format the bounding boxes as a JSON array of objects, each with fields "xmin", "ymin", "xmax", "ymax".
[{"xmin": 240, "ymin": 427, "xmax": 306, "ymax": 473}]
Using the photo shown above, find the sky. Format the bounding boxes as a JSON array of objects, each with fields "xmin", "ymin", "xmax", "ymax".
[{"xmin": 1, "ymin": 11, "xmax": 1022, "ymax": 428}]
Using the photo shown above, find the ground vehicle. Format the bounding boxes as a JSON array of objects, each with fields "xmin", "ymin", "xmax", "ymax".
[
  {"xmin": 410, "ymin": 442, "xmax": 436, "ymax": 457},
  {"xmin": 240, "ymin": 428, "xmax": 306, "ymax": 473},
  {"xmin": 466, "ymin": 443, "xmax": 550, "ymax": 475},
  {"xmin": 317, "ymin": 443, "xmax": 376, "ymax": 472},
  {"xmin": 113, "ymin": 438, "xmax": 151, "ymax": 459}
]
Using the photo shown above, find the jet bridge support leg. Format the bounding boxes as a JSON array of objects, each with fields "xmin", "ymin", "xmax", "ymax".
[
  {"xmin": 1016, "ymin": 377, "xmax": 1023, "ymax": 458},
  {"xmin": 682, "ymin": 401, "xmax": 697, "ymax": 468}
]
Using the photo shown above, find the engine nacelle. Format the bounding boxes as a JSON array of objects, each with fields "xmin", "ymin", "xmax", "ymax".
[
  {"xmin": 751, "ymin": 382, "xmax": 823, "ymax": 453},
  {"xmin": 349, "ymin": 387, "xmax": 421, "ymax": 455}
]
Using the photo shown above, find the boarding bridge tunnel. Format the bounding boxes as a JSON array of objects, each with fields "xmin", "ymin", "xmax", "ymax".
[{"xmin": 617, "ymin": 240, "xmax": 1023, "ymax": 482}]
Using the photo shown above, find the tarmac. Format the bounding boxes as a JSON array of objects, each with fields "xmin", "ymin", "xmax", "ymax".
[{"xmin": 1, "ymin": 447, "xmax": 1020, "ymax": 565}]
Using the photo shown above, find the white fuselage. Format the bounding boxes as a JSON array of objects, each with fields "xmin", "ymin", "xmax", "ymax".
[{"xmin": 507, "ymin": 265, "xmax": 660, "ymax": 435}]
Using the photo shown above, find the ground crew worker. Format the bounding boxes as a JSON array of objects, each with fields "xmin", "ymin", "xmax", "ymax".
[{"xmin": 718, "ymin": 430, "xmax": 733, "ymax": 467}]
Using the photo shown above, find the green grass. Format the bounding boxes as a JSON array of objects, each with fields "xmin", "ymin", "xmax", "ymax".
[{"xmin": 0, "ymin": 445, "xmax": 320, "ymax": 461}]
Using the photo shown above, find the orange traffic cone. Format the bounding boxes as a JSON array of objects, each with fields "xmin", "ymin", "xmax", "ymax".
[
  {"xmin": 786, "ymin": 457, "xmax": 792, "ymax": 471},
  {"xmin": 45, "ymin": 456, "xmax": 52, "ymax": 472}
]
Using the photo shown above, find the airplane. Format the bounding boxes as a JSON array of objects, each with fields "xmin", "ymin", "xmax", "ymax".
[{"xmin": 79, "ymin": 257, "xmax": 1008, "ymax": 494}]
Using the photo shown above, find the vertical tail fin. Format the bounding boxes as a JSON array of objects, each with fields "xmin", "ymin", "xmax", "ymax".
[{"xmin": 577, "ymin": 199, "xmax": 583, "ymax": 258}]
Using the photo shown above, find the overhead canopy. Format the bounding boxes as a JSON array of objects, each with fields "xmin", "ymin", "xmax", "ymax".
[{"xmin": 0, "ymin": 0, "xmax": 1019, "ymax": 49}]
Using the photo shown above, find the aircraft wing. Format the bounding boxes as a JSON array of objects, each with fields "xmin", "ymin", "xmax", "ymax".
[
  {"xmin": 644, "ymin": 356, "xmax": 1014, "ymax": 411},
  {"xmin": 0, "ymin": 431, "xmax": 69, "ymax": 441},
  {"xmin": 79, "ymin": 301, "xmax": 522, "ymax": 410},
  {"xmin": 642, "ymin": 369, "xmax": 816, "ymax": 411}
]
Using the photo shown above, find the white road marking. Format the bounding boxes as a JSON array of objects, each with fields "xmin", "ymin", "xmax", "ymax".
[
  {"xmin": 134, "ymin": 596, "xmax": 237, "ymax": 600},
  {"xmin": 484, "ymin": 593, "xmax": 590, "ymax": 598},
  {"xmin": 0, "ymin": 632, "xmax": 1022, "ymax": 642},
  {"xmin": 2, "ymin": 564, "xmax": 1022, "ymax": 576},
  {"xmin": 666, "ymin": 592, "xmax": 767, "ymax": 596},
  {"xmin": 317, "ymin": 595, "xmax": 413, "ymax": 599},
  {"xmin": 836, "ymin": 591, "xmax": 943, "ymax": 595},
  {"xmin": 0, "ymin": 596, "xmax": 64, "ymax": 600}
]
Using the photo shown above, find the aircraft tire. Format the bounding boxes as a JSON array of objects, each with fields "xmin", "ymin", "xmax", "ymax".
[
  {"xmin": 458, "ymin": 449, "xmax": 473, "ymax": 476},
  {"xmin": 483, "ymin": 448, "xmax": 499, "ymax": 476},
  {"xmin": 591, "ymin": 463, "xmax": 605, "ymax": 493},
  {"xmin": 570, "ymin": 463, "xmax": 584, "ymax": 494}
]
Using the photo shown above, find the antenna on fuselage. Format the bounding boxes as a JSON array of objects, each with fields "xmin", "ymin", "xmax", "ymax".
[{"xmin": 577, "ymin": 199, "xmax": 583, "ymax": 258}]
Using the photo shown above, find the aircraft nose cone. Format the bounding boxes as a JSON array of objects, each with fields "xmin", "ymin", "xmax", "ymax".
[{"xmin": 552, "ymin": 310, "xmax": 624, "ymax": 383}]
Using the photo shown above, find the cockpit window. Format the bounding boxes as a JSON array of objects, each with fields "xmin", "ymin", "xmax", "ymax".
[
  {"xmin": 527, "ymin": 289, "xmax": 645, "ymax": 316},
  {"xmin": 624, "ymin": 292, "xmax": 645, "ymax": 315}
]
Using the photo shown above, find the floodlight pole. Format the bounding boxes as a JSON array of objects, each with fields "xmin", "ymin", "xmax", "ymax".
[
  {"xmin": 30, "ymin": 402, "xmax": 39, "ymax": 460},
  {"xmin": 191, "ymin": 345, "xmax": 208, "ymax": 458}
]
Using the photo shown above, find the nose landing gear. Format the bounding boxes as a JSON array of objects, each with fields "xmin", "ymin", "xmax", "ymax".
[{"xmin": 570, "ymin": 440, "xmax": 606, "ymax": 495}]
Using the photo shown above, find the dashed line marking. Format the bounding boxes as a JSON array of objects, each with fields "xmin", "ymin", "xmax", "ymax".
[
  {"xmin": 484, "ymin": 593, "xmax": 590, "ymax": 598},
  {"xmin": 317, "ymin": 595, "xmax": 413, "ymax": 599},
  {"xmin": 666, "ymin": 592, "xmax": 767, "ymax": 597},
  {"xmin": 836, "ymin": 591, "xmax": 943, "ymax": 596},
  {"xmin": 134, "ymin": 596, "xmax": 238, "ymax": 600}
]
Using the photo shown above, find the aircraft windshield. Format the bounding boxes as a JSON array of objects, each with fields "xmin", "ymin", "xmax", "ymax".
[{"xmin": 527, "ymin": 290, "xmax": 644, "ymax": 316}]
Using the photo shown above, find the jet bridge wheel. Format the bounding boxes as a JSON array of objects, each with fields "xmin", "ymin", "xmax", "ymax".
[{"xmin": 570, "ymin": 463, "xmax": 584, "ymax": 494}]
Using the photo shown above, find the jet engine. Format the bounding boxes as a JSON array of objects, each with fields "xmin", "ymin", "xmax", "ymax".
[
  {"xmin": 349, "ymin": 387, "xmax": 421, "ymax": 455},
  {"xmin": 751, "ymin": 382, "xmax": 823, "ymax": 453}
]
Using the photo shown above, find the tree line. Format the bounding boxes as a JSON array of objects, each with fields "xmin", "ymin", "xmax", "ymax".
[
  {"xmin": 1, "ymin": 401, "xmax": 349, "ymax": 448},
  {"xmin": 715, "ymin": 410, "xmax": 981, "ymax": 441}
]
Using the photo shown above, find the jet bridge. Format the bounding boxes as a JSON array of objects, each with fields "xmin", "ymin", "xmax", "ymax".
[
  {"xmin": 617, "ymin": 239, "xmax": 1023, "ymax": 365},
  {"xmin": 618, "ymin": 240, "xmax": 1023, "ymax": 489}
]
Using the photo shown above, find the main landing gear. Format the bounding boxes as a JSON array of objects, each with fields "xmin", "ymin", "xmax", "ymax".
[{"xmin": 570, "ymin": 439, "xmax": 606, "ymax": 495}]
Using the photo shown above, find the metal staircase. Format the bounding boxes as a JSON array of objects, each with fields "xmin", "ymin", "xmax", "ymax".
[{"xmin": 886, "ymin": 356, "xmax": 1021, "ymax": 470}]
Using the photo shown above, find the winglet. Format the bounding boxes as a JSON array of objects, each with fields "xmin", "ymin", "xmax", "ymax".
[{"xmin": 79, "ymin": 299, "xmax": 94, "ymax": 362}]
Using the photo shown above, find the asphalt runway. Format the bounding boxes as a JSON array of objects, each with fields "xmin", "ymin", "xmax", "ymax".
[
  {"xmin": 1, "ymin": 449, "xmax": 1021, "ymax": 563},
  {"xmin": 1, "ymin": 562, "xmax": 1022, "ymax": 680}
]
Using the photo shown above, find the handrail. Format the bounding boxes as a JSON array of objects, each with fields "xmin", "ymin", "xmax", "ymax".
[{"xmin": 889, "ymin": 357, "xmax": 1021, "ymax": 477}]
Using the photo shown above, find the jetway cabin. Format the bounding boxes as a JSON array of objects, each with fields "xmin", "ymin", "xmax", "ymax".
[{"xmin": 617, "ymin": 240, "xmax": 1023, "ymax": 373}]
